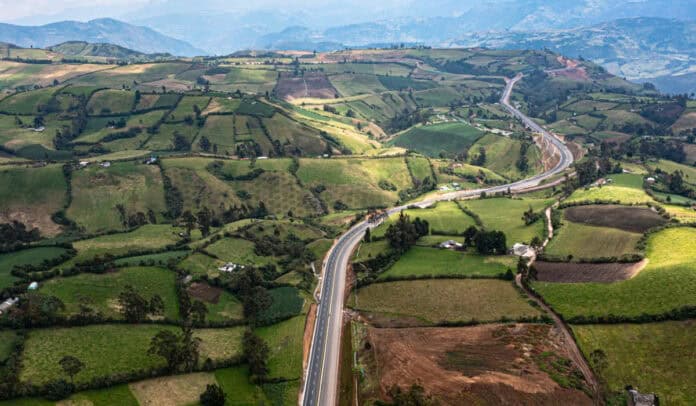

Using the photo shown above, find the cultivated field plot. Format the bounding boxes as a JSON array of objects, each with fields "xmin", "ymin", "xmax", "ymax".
[
  {"xmin": 534, "ymin": 227, "xmax": 696, "ymax": 319},
  {"xmin": 39, "ymin": 266, "xmax": 179, "ymax": 320},
  {"xmin": 647, "ymin": 159, "xmax": 696, "ymax": 185},
  {"xmin": 205, "ymin": 237, "xmax": 278, "ymax": 266},
  {"xmin": 86, "ymin": 89, "xmax": 134, "ymax": 115},
  {"xmin": 461, "ymin": 197, "xmax": 554, "ymax": 246},
  {"xmin": 0, "ymin": 164, "xmax": 67, "ymax": 236},
  {"xmin": 262, "ymin": 113, "xmax": 329, "ymax": 156},
  {"xmin": 0, "ymin": 61, "xmax": 112, "ymax": 89},
  {"xmin": 574, "ymin": 321, "xmax": 696, "ymax": 404},
  {"xmin": 19, "ymin": 324, "xmax": 244, "ymax": 385},
  {"xmin": 359, "ymin": 324, "xmax": 591, "ymax": 404},
  {"xmin": 389, "ymin": 122, "xmax": 484, "ymax": 158},
  {"xmin": 329, "ymin": 73, "xmax": 387, "ymax": 96},
  {"xmin": 296, "ymin": 157, "xmax": 413, "ymax": 210},
  {"xmin": 352, "ymin": 279, "xmax": 541, "ymax": 325},
  {"xmin": 544, "ymin": 221, "xmax": 643, "ymax": 260},
  {"xmin": 69, "ymin": 62, "xmax": 192, "ymax": 89},
  {"xmin": 562, "ymin": 204, "xmax": 667, "ymax": 233},
  {"xmin": 533, "ymin": 261, "xmax": 646, "ymax": 283},
  {"xmin": 70, "ymin": 224, "xmax": 183, "ymax": 263},
  {"xmin": 256, "ymin": 315, "xmax": 305, "ymax": 380},
  {"xmin": 166, "ymin": 96, "xmax": 211, "ymax": 122},
  {"xmin": 378, "ymin": 246, "xmax": 515, "ymax": 279},
  {"xmin": 66, "ymin": 161, "xmax": 167, "ymax": 233},
  {"xmin": 187, "ymin": 282, "xmax": 243, "ymax": 322},
  {"xmin": 0, "ymin": 87, "xmax": 58, "ymax": 114},
  {"xmin": 192, "ymin": 114, "xmax": 235, "ymax": 151},
  {"xmin": 275, "ymin": 72, "xmax": 337, "ymax": 100},
  {"xmin": 177, "ymin": 252, "xmax": 224, "ymax": 278}
]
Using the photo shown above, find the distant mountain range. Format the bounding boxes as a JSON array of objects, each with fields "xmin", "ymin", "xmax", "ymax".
[{"xmin": 0, "ymin": 18, "xmax": 203, "ymax": 56}]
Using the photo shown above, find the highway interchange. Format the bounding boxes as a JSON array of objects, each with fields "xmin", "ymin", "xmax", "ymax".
[{"xmin": 301, "ymin": 74, "xmax": 575, "ymax": 406}]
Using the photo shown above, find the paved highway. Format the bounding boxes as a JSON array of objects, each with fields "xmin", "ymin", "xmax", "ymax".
[{"xmin": 300, "ymin": 74, "xmax": 574, "ymax": 406}]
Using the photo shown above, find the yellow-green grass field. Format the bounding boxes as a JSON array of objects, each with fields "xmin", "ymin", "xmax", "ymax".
[
  {"xmin": 192, "ymin": 114, "xmax": 235, "ymax": 151},
  {"xmin": 352, "ymin": 279, "xmax": 541, "ymax": 324},
  {"xmin": 460, "ymin": 197, "xmax": 554, "ymax": 245},
  {"xmin": 533, "ymin": 227, "xmax": 696, "ymax": 319},
  {"xmin": 296, "ymin": 157, "xmax": 412, "ymax": 210},
  {"xmin": 166, "ymin": 96, "xmax": 211, "ymax": 122},
  {"xmin": 177, "ymin": 252, "xmax": 224, "ymax": 278},
  {"xmin": 544, "ymin": 221, "xmax": 642, "ymax": 259},
  {"xmin": 574, "ymin": 321, "xmax": 696, "ymax": 404},
  {"xmin": 389, "ymin": 122, "xmax": 484, "ymax": 158},
  {"xmin": 19, "ymin": 324, "xmax": 244, "ymax": 385},
  {"xmin": 256, "ymin": 315, "xmax": 306, "ymax": 380},
  {"xmin": 647, "ymin": 159, "xmax": 696, "ymax": 185},
  {"xmin": 39, "ymin": 266, "xmax": 179, "ymax": 320},
  {"xmin": 143, "ymin": 122, "xmax": 200, "ymax": 150},
  {"xmin": 66, "ymin": 161, "xmax": 167, "ymax": 233},
  {"xmin": 566, "ymin": 173, "xmax": 654, "ymax": 204},
  {"xmin": 70, "ymin": 224, "xmax": 183, "ymax": 263},
  {"xmin": 262, "ymin": 113, "xmax": 328, "ymax": 156},
  {"xmin": 470, "ymin": 133, "xmax": 543, "ymax": 180},
  {"xmin": 0, "ymin": 164, "xmax": 67, "ymax": 236},
  {"xmin": 374, "ymin": 201, "xmax": 476, "ymax": 236},
  {"xmin": 378, "ymin": 246, "xmax": 516, "ymax": 279},
  {"xmin": 406, "ymin": 156, "xmax": 433, "ymax": 181}
]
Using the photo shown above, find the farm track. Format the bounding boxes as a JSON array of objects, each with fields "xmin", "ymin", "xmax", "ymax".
[
  {"xmin": 519, "ymin": 207, "xmax": 601, "ymax": 403},
  {"xmin": 301, "ymin": 74, "xmax": 576, "ymax": 406}
]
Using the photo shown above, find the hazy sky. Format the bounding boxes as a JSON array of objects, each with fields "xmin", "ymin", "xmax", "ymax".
[{"xmin": 0, "ymin": 0, "xmax": 440, "ymax": 24}]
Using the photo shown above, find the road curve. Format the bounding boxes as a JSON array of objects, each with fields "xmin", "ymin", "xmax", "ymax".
[{"xmin": 300, "ymin": 74, "xmax": 575, "ymax": 406}]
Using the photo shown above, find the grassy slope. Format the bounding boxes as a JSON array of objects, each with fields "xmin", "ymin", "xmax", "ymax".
[
  {"xmin": 544, "ymin": 221, "xmax": 642, "ymax": 259},
  {"xmin": 574, "ymin": 321, "xmax": 696, "ymax": 404},
  {"xmin": 534, "ymin": 227, "xmax": 696, "ymax": 319},
  {"xmin": 461, "ymin": 197, "xmax": 553, "ymax": 245}
]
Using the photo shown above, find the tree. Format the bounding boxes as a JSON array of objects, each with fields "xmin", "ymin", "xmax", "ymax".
[
  {"xmin": 182, "ymin": 210, "xmax": 196, "ymax": 237},
  {"xmin": 173, "ymin": 131, "xmax": 190, "ymax": 151},
  {"xmin": 197, "ymin": 207, "xmax": 212, "ymax": 237},
  {"xmin": 471, "ymin": 146, "xmax": 486, "ymax": 166},
  {"xmin": 385, "ymin": 384, "xmax": 436, "ymax": 405},
  {"xmin": 149, "ymin": 294, "xmax": 164, "ymax": 316},
  {"xmin": 385, "ymin": 212, "xmax": 419, "ymax": 253},
  {"xmin": 191, "ymin": 300, "xmax": 208, "ymax": 324},
  {"xmin": 589, "ymin": 349, "xmax": 608, "ymax": 374},
  {"xmin": 243, "ymin": 331, "xmax": 269, "ymax": 378},
  {"xmin": 530, "ymin": 236, "xmax": 542, "ymax": 249},
  {"xmin": 474, "ymin": 230, "xmax": 507, "ymax": 255},
  {"xmin": 44, "ymin": 380, "xmax": 74, "ymax": 401},
  {"xmin": 243, "ymin": 286, "xmax": 272, "ymax": 323},
  {"xmin": 669, "ymin": 171, "xmax": 685, "ymax": 194},
  {"xmin": 118, "ymin": 285, "xmax": 149, "ymax": 322},
  {"xmin": 58, "ymin": 355, "xmax": 84, "ymax": 384},
  {"xmin": 364, "ymin": 228, "xmax": 371, "ymax": 243},
  {"xmin": 199, "ymin": 135, "xmax": 211, "ymax": 152},
  {"xmin": 148, "ymin": 330, "xmax": 182, "ymax": 371},
  {"xmin": 200, "ymin": 384, "xmax": 226, "ymax": 406},
  {"xmin": 463, "ymin": 225, "xmax": 478, "ymax": 247}
]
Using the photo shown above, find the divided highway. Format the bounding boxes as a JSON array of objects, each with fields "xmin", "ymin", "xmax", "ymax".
[{"xmin": 300, "ymin": 74, "xmax": 575, "ymax": 406}]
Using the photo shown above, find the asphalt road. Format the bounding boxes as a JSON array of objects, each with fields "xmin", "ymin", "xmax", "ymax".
[{"xmin": 300, "ymin": 74, "xmax": 575, "ymax": 406}]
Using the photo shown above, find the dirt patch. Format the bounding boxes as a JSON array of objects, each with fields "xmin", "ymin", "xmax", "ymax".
[
  {"xmin": 129, "ymin": 372, "xmax": 216, "ymax": 406},
  {"xmin": 533, "ymin": 259, "xmax": 648, "ymax": 283},
  {"xmin": 141, "ymin": 78, "xmax": 192, "ymax": 91},
  {"xmin": 303, "ymin": 303, "xmax": 317, "ymax": 370},
  {"xmin": 566, "ymin": 141, "xmax": 585, "ymax": 161},
  {"xmin": 0, "ymin": 209, "xmax": 62, "ymax": 237},
  {"xmin": 546, "ymin": 56, "xmax": 589, "ymax": 81},
  {"xmin": 187, "ymin": 282, "xmax": 222, "ymax": 304},
  {"xmin": 564, "ymin": 204, "xmax": 667, "ymax": 233},
  {"xmin": 360, "ymin": 324, "xmax": 591, "ymax": 405},
  {"xmin": 275, "ymin": 72, "xmax": 337, "ymax": 100}
]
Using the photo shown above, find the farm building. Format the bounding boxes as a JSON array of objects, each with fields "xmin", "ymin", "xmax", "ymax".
[
  {"xmin": 512, "ymin": 243, "xmax": 534, "ymax": 257},
  {"xmin": 0, "ymin": 297, "xmax": 18, "ymax": 315},
  {"xmin": 218, "ymin": 263, "xmax": 245, "ymax": 273},
  {"xmin": 439, "ymin": 240, "xmax": 463, "ymax": 250},
  {"xmin": 27, "ymin": 281, "xmax": 38, "ymax": 290},
  {"xmin": 627, "ymin": 388, "xmax": 658, "ymax": 406},
  {"xmin": 99, "ymin": 161, "xmax": 111, "ymax": 168}
]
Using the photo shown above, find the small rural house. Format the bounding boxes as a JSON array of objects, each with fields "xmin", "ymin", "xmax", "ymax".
[
  {"xmin": 27, "ymin": 281, "xmax": 38, "ymax": 290},
  {"xmin": 512, "ymin": 243, "xmax": 534, "ymax": 257},
  {"xmin": 79, "ymin": 161, "xmax": 89, "ymax": 167},
  {"xmin": 218, "ymin": 263, "xmax": 245, "ymax": 273},
  {"xmin": 645, "ymin": 177, "xmax": 656, "ymax": 184},
  {"xmin": 0, "ymin": 297, "xmax": 18, "ymax": 315},
  {"xmin": 439, "ymin": 240, "xmax": 463, "ymax": 250},
  {"xmin": 100, "ymin": 161, "xmax": 111, "ymax": 168},
  {"xmin": 627, "ymin": 388, "xmax": 658, "ymax": 406}
]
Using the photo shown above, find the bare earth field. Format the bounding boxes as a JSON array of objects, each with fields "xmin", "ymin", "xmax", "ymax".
[
  {"xmin": 533, "ymin": 260, "xmax": 648, "ymax": 283},
  {"xmin": 361, "ymin": 324, "xmax": 592, "ymax": 405},
  {"xmin": 276, "ymin": 72, "xmax": 337, "ymax": 100},
  {"xmin": 563, "ymin": 205, "xmax": 666, "ymax": 233}
]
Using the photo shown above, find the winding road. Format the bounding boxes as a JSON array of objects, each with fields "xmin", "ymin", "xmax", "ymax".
[{"xmin": 301, "ymin": 74, "xmax": 576, "ymax": 406}]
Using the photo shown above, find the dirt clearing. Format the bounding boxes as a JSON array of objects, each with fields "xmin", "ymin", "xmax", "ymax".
[
  {"xmin": 359, "ymin": 324, "xmax": 592, "ymax": 405},
  {"xmin": 129, "ymin": 372, "xmax": 216, "ymax": 406},
  {"xmin": 533, "ymin": 260, "xmax": 648, "ymax": 283},
  {"xmin": 275, "ymin": 72, "xmax": 337, "ymax": 100},
  {"xmin": 187, "ymin": 282, "xmax": 222, "ymax": 303},
  {"xmin": 564, "ymin": 204, "xmax": 666, "ymax": 232}
]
